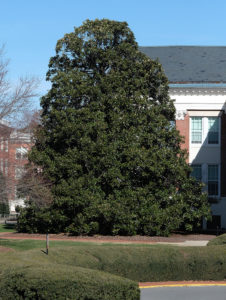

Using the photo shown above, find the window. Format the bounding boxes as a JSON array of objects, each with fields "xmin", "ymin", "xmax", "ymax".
[
  {"xmin": 0, "ymin": 159, "xmax": 3, "ymax": 173},
  {"xmin": 4, "ymin": 160, "xmax": 8, "ymax": 176},
  {"xmin": 0, "ymin": 137, "xmax": 3, "ymax": 151},
  {"xmin": 15, "ymin": 166, "xmax": 24, "ymax": 179},
  {"xmin": 191, "ymin": 117, "xmax": 202, "ymax": 143},
  {"xmin": 5, "ymin": 140, "xmax": 8, "ymax": 152},
  {"xmin": 14, "ymin": 186, "xmax": 25, "ymax": 202},
  {"xmin": 191, "ymin": 165, "xmax": 202, "ymax": 181},
  {"xmin": 16, "ymin": 147, "xmax": 28, "ymax": 160},
  {"xmin": 208, "ymin": 117, "xmax": 219, "ymax": 144},
  {"xmin": 208, "ymin": 165, "xmax": 219, "ymax": 196}
]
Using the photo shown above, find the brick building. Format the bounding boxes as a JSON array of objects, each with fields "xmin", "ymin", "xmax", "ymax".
[
  {"xmin": 0, "ymin": 121, "xmax": 31, "ymax": 213},
  {"xmin": 141, "ymin": 46, "xmax": 226, "ymax": 230}
]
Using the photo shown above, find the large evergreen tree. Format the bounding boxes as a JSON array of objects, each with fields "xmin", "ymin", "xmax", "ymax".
[{"xmin": 19, "ymin": 19, "xmax": 210, "ymax": 235}]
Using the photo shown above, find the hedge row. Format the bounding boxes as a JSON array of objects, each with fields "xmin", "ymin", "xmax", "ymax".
[
  {"xmin": 0, "ymin": 242, "xmax": 226, "ymax": 299},
  {"xmin": 43, "ymin": 245, "xmax": 226, "ymax": 282},
  {"xmin": 207, "ymin": 233, "xmax": 226, "ymax": 246},
  {"xmin": 0, "ymin": 265, "xmax": 140, "ymax": 300}
]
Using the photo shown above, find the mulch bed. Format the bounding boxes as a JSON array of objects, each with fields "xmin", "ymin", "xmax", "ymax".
[{"xmin": 0, "ymin": 232, "xmax": 216, "ymax": 244}]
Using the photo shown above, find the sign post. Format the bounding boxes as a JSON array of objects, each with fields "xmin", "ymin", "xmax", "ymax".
[{"xmin": 46, "ymin": 233, "xmax": 49, "ymax": 255}]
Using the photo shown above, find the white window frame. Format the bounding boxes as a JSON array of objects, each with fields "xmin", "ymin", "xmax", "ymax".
[
  {"xmin": 207, "ymin": 164, "xmax": 220, "ymax": 197},
  {"xmin": 191, "ymin": 117, "xmax": 203, "ymax": 144},
  {"xmin": 15, "ymin": 147, "xmax": 28, "ymax": 160},
  {"xmin": 5, "ymin": 140, "xmax": 8, "ymax": 152},
  {"xmin": 4, "ymin": 159, "xmax": 8, "ymax": 176},
  {"xmin": 207, "ymin": 117, "xmax": 220, "ymax": 146},
  {"xmin": 0, "ymin": 137, "xmax": 3, "ymax": 151},
  {"xmin": 0, "ymin": 159, "xmax": 3, "ymax": 173},
  {"xmin": 15, "ymin": 166, "xmax": 24, "ymax": 180},
  {"xmin": 190, "ymin": 116, "xmax": 221, "ymax": 148}
]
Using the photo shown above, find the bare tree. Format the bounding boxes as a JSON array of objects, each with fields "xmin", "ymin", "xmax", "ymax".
[
  {"xmin": 0, "ymin": 45, "xmax": 40, "ymax": 124},
  {"xmin": 17, "ymin": 163, "xmax": 53, "ymax": 209},
  {"xmin": 0, "ymin": 45, "xmax": 40, "ymax": 214}
]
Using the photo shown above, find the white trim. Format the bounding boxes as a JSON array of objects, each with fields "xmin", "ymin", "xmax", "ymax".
[
  {"xmin": 190, "ymin": 116, "xmax": 203, "ymax": 145},
  {"xmin": 206, "ymin": 117, "xmax": 221, "ymax": 148},
  {"xmin": 188, "ymin": 110, "xmax": 223, "ymax": 117},
  {"xmin": 170, "ymin": 87, "xmax": 226, "ymax": 96},
  {"xmin": 175, "ymin": 110, "xmax": 187, "ymax": 120}
]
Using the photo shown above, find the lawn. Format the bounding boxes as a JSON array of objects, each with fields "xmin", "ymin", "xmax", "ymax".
[{"xmin": 0, "ymin": 223, "xmax": 16, "ymax": 233}]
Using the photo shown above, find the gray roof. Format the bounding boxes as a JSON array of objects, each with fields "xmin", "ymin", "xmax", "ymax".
[{"xmin": 139, "ymin": 46, "xmax": 226, "ymax": 83}]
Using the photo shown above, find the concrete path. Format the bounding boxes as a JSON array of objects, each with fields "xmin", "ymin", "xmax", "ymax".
[
  {"xmin": 156, "ymin": 240, "xmax": 209, "ymax": 246},
  {"xmin": 140, "ymin": 285, "xmax": 226, "ymax": 300}
]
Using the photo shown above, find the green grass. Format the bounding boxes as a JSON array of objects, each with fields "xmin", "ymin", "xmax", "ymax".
[
  {"xmin": 0, "ymin": 238, "xmax": 165, "ymax": 251},
  {"xmin": 0, "ymin": 238, "xmax": 116, "ymax": 251},
  {"xmin": 0, "ymin": 223, "xmax": 16, "ymax": 233}
]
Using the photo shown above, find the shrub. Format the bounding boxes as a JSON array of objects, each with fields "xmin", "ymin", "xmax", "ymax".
[
  {"xmin": 0, "ymin": 265, "xmax": 140, "ymax": 300},
  {"xmin": 43, "ymin": 245, "xmax": 226, "ymax": 282},
  {"xmin": 0, "ymin": 202, "xmax": 9, "ymax": 216},
  {"xmin": 207, "ymin": 233, "xmax": 226, "ymax": 246}
]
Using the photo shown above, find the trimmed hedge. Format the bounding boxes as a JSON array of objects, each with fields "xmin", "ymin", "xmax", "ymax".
[
  {"xmin": 41, "ymin": 245, "xmax": 226, "ymax": 282},
  {"xmin": 207, "ymin": 234, "xmax": 226, "ymax": 246},
  {"xmin": 0, "ymin": 265, "xmax": 140, "ymax": 300},
  {"xmin": 0, "ymin": 243, "xmax": 226, "ymax": 299}
]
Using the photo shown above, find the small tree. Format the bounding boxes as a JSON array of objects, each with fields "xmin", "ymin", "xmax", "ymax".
[{"xmin": 19, "ymin": 19, "xmax": 210, "ymax": 235}]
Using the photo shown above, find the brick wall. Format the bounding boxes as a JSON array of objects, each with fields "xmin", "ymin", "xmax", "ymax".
[
  {"xmin": 0, "ymin": 126, "xmax": 31, "ymax": 212},
  {"xmin": 7, "ymin": 141, "xmax": 31, "ymax": 208},
  {"xmin": 176, "ymin": 113, "xmax": 190, "ymax": 161}
]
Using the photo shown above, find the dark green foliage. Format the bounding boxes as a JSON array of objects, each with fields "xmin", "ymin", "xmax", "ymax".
[
  {"xmin": 19, "ymin": 19, "xmax": 210, "ymax": 235},
  {"xmin": 0, "ymin": 243, "xmax": 226, "ymax": 284},
  {"xmin": 207, "ymin": 233, "xmax": 226, "ymax": 246},
  {"xmin": 0, "ymin": 265, "xmax": 139, "ymax": 300},
  {"xmin": 0, "ymin": 172, "xmax": 9, "ymax": 216},
  {"xmin": 0, "ymin": 202, "xmax": 9, "ymax": 216},
  {"xmin": 42, "ymin": 245, "xmax": 226, "ymax": 282},
  {"xmin": 16, "ymin": 201, "xmax": 54, "ymax": 233}
]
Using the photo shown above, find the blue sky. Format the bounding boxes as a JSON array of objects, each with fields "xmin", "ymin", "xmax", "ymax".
[{"xmin": 1, "ymin": 0, "xmax": 226, "ymax": 107}]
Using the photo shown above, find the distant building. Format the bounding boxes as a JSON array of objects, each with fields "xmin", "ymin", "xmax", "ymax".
[
  {"xmin": 0, "ymin": 122, "xmax": 31, "ymax": 213},
  {"xmin": 141, "ymin": 46, "xmax": 226, "ymax": 230}
]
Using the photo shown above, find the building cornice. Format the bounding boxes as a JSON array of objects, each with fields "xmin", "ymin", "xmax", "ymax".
[{"xmin": 170, "ymin": 87, "xmax": 226, "ymax": 96}]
